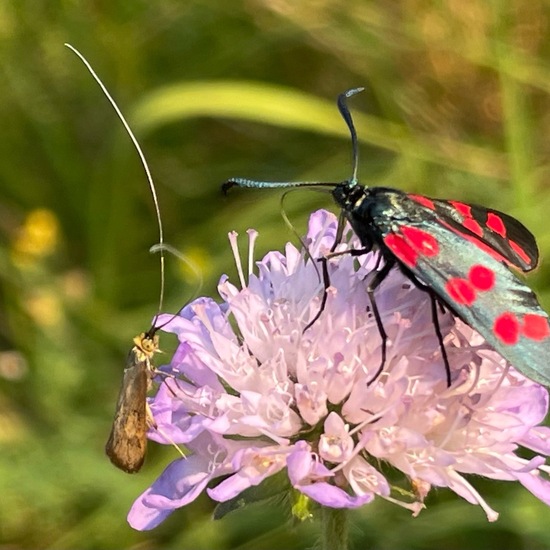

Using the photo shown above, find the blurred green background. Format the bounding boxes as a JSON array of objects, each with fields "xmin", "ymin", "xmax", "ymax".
[{"xmin": 2, "ymin": 1, "xmax": 550, "ymax": 548}]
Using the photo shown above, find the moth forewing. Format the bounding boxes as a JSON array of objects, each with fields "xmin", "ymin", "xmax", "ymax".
[{"xmin": 105, "ymin": 332, "xmax": 159, "ymax": 473}]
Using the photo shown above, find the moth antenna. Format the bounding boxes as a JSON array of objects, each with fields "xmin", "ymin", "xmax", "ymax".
[
  {"xmin": 65, "ymin": 43, "xmax": 166, "ymax": 327},
  {"xmin": 337, "ymin": 87, "xmax": 365, "ymax": 186}
]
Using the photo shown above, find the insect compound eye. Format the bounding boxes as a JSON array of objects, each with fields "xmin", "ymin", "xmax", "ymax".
[
  {"xmin": 332, "ymin": 182, "xmax": 364, "ymax": 209},
  {"xmin": 332, "ymin": 185, "xmax": 348, "ymax": 208}
]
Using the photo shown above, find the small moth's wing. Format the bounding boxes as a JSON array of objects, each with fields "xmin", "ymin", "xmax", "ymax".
[
  {"xmin": 377, "ymin": 204, "xmax": 550, "ymax": 387},
  {"xmin": 105, "ymin": 351, "xmax": 148, "ymax": 473},
  {"xmin": 105, "ymin": 333, "xmax": 158, "ymax": 473}
]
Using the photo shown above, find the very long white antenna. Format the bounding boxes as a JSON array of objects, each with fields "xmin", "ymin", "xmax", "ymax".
[{"xmin": 65, "ymin": 43, "xmax": 165, "ymax": 318}]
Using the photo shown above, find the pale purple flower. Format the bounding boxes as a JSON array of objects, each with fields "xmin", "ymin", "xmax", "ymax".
[{"xmin": 128, "ymin": 209, "xmax": 550, "ymax": 531}]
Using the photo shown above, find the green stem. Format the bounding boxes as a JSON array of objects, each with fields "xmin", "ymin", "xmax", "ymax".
[{"xmin": 320, "ymin": 506, "xmax": 349, "ymax": 550}]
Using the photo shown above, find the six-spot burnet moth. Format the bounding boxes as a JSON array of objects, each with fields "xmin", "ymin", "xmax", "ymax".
[
  {"xmin": 65, "ymin": 44, "xmax": 183, "ymax": 473},
  {"xmin": 223, "ymin": 87, "xmax": 550, "ymax": 388}
]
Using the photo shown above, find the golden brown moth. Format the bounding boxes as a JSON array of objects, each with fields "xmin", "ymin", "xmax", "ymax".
[{"xmin": 105, "ymin": 332, "xmax": 159, "ymax": 473}]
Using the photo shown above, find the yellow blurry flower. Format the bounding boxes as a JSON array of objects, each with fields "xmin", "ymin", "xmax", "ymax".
[{"xmin": 12, "ymin": 208, "xmax": 59, "ymax": 263}]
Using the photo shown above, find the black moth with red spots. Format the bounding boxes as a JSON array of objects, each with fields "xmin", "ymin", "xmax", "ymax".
[
  {"xmin": 333, "ymin": 184, "xmax": 550, "ymax": 385},
  {"xmin": 222, "ymin": 88, "xmax": 550, "ymax": 388}
]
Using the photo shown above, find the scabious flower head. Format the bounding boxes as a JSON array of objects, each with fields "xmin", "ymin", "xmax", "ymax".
[{"xmin": 128, "ymin": 209, "xmax": 550, "ymax": 531}]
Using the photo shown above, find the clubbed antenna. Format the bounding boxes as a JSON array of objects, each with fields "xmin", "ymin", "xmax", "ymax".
[{"xmin": 337, "ymin": 87, "xmax": 364, "ymax": 186}]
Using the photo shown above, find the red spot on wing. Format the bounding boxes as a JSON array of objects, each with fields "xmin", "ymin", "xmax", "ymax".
[
  {"xmin": 446, "ymin": 265, "xmax": 495, "ymax": 305},
  {"xmin": 508, "ymin": 240, "xmax": 532, "ymax": 266},
  {"xmin": 446, "ymin": 278, "xmax": 476, "ymax": 305},
  {"xmin": 462, "ymin": 218, "xmax": 484, "ymax": 237},
  {"xmin": 494, "ymin": 312, "xmax": 520, "ymax": 345},
  {"xmin": 522, "ymin": 314, "xmax": 550, "ymax": 341},
  {"xmin": 400, "ymin": 226, "xmax": 439, "ymax": 257},
  {"xmin": 449, "ymin": 201, "xmax": 472, "ymax": 218},
  {"xmin": 486, "ymin": 212, "xmax": 506, "ymax": 237},
  {"xmin": 468, "ymin": 264, "xmax": 495, "ymax": 291},
  {"xmin": 384, "ymin": 234, "xmax": 418, "ymax": 267},
  {"xmin": 410, "ymin": 194, "xmax": 435, "ymax": 210}
]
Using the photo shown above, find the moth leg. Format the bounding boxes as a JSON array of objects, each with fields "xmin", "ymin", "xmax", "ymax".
[
  {"xmin": 324, "ymin": 246, "xmax": 371, "ymax": 260},
  {"xmin": 145, "ymin": 401, "xmax": 157, "ymax": 429},
  {"xmin": 429, "ymin": 293, "xmax": 452, "ymax": 387},
  {"xmin": 304, "ymin": 246, "xmax": 376, "ymax": 332},
  {"xmin": 303, "ymin": 251, "xmax": 332, "ymax": 332},
  {"xmin": 145, "ymin": 384, "xmax": 187, "ymax": 460},
  {"xmin": 304, "ymin": 210, "xmax": 376, "ymax": 332},
  {"xmin": 399, "ymin": 269, "xmax": 454, "ymax": 386},
  {"xmin": 304, "ymin": 211, "xmax": 349, "ymax": 332},
  {"xmin": 366, "ymin": 258, "xmax": 395, "ymax": 386}
]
